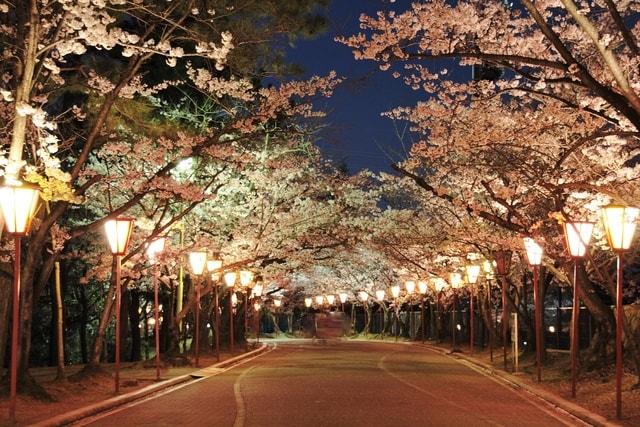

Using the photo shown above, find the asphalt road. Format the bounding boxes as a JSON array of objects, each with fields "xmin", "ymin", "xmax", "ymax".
[{"xmin": 81, "ymin": 341, "xmax": 578, "ymax": 427}]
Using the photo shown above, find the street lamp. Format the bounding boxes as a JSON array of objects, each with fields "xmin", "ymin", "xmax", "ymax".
[
  {"xmin": 390, "ymin": 285, "xmax": 400, "ymax": 341},
  {"xmin": 104, "ymin": 217, "xmax": 134, "ymax": 393},
  {"xmin": 563, "ymin": 221, "xmax": 594, "ymax": 398},
  {"xmin": 188, "ymin": 251, "xmax": 207, "ymax": 368},
  {"xmin": 433, "ymin": 278, "xmax": 447, "ymax": 343},
  {"xmin": 224, "ymin": 271, "xmax": 237, "ymax": 353},
  {"xmin": 375, "ymin": 289, "xmax": 385, "ymax": 301},
  {"xmin": 466, "ymin": 265, "xmax": 481, "ymax": 355},
  {"xmin": 146, "ymin": 237, "xmax": 165, "ymax": 380},
  {"xmin": 274, "ymin": 299, "xmax": 282, "ymax": 308},
  {"xmin": 239, "ymin": 270, "xmax": 254, "ymax": 351},
  {"xmin": 602, "ymin": 204, "xmax": 639, "ymax": 419},
  {"xmin": 405, "ymin": 281, "xmax": 416, "ymax": 339},
  {"xmin": 326, "ymin": 294, "xmax": 335, "ymax": 306},
  {"xmin": 315, "ymin": 295, "xmax": 324, "ymax": 306},
  {"xmin": 0, "ymin": 181, "xmax": 40, "ymax": 421},
  {"xmin": 207, "ymin": 259, "xmax": 223, "ymax": 362},
  {"xmin": 339, "ymin": 292, "xmax": 348, "ymax": 313},
  {"xmin": 523, "ymin": 237, "xmax": 544, "ymax": 383},
  {"xmin": 358, "ymin": 291, "xmax": 369, "ymax": 335},
  {"xmin": 305, "ymin": 297, "xmax": 312, "ymax": 308},
  {"xmin": 482, "ymin": 259, "xmax": 495, "ymax": 362},
  {"xmin": 449, "ymin": 272, "xmax": 463, "ymax": 352},
  {"xmin": 418, "ymin": 281, "xmax": 428, "ymax": 343}
]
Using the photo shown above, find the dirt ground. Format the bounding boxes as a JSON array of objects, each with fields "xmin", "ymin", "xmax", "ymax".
[{"xmin": 0, "ymin": 350, "xmax": 246, "ymax": 427}]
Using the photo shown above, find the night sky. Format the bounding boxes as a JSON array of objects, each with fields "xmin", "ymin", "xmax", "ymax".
[{"xmin": 284, "ymin": 0, "xmax": 426, "ymax": 174}]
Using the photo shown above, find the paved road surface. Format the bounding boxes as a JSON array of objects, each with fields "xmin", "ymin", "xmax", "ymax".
[{"xmin": 81, "ymin": 341, "xmax": 578, "ymax": 427}]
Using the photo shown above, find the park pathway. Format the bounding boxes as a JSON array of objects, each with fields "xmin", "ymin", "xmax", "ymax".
[{"xmin": 80, "ymin": 341, "xmax": 579, "ymax": 426}]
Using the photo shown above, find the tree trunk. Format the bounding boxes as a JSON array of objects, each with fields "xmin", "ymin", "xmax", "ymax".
[{"xmin": 78, "ymin": 283, "xmax": 88, "ymax": 364}]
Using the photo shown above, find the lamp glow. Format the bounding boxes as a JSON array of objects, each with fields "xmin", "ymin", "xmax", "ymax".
[
  {"xmin": 253, "ymin": 302, "xmax": 261, "ymax": 311},
  {"xmin": 326, "ymin": 295, "xmax": 335, "ymax": 305},
  {"xmin": 523, "ymin": 238, "xmax": 543, "ymax": 266},
  {"xmin": 224, "ymin": 271, "xmax": 237, "ymax": 287},
  {"xmin": 391, "ymin": 285, "xmax": 400, "ymax": 298},
  {"xmin": 482, "ymin": 260, "xmax": 494, "ymax": 277},
  {"xmin": 305, "ymin": 297, "xmax": 312, "ymax": 308},
  {"xmin": 0, "ymin": 181, "xmax": 40, "ymax": 236},
  {"xmin": 207, "ymin": 259, "xmax": 223, "ymax": 272},
  {"xmin": 239, "ymin": 270, "xmax": 254, "ymax": 287},
  {"xmin": 376, "ymin": 289, "xmax": 386, "ymax": 301},
  {"xmin": 146, "ymin": 237, "xmax": 166, "ymax": 263},
  {"xmin": 418, "ymin": 281, "xmax": 428, "ymax": 294},
  {"xmin": 188, "ymin": 251, "xmax": 207, "ymax": 275},
  {"xmin": 564, "ymin": 221, "xmax": 594, "ymax": 258},
  {"xmin": 315, "ymin": 295, "xmax": 324, "ymax": 305},
  {"xmin": 405, "ymin": 280, "xmax": 416, "ymax": 294},
  {"xmin": 449, "ymin": 272, "xmax": 463, "ymax": 289},
  {"xmin": 465, "ymin": 265, "xmax": 481, "ymax": 284},
  {"xmin": 339, "ymin": 293, "xmax": 348, "ymax": 303},
  {"xmin": 432, "ymin": 278, "xmax": 447, "ymax": 292},
  {"xmin": 274, "ymin": 299, "xmax": 282, "ymax": 308},
  {"xmin": 104, "ymin": 217, "xmax": 134, "ymax": 255},
  {"xmin": 358, "ymin": 291, "xmax": 369, "ymax": 302},
  {"xmin": 602, "ymin": 205, "xmax": 639, "ymax": 252},
  {"xmin": 253, "ymin": 283, "xmax": 263, "ymax": 297},
  {"xmin": 231, "ymin": 293, "xmax": 238, "ymax": 306}
]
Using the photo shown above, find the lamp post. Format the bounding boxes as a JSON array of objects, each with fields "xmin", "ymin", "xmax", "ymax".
[
  {"xmin": 602, "ymin": 205, "xmax": 638, "ymax": 419},
  {"xmin": 494, "ymin": 250, "xmax": 512, "ymax": 370},
  {"xmin": 405, "ymin": 281, "xmax": 415, "ymax": 339},
  {"xmin": 432, "ymin": 278, "xmax": 446, "ymax": 343},
  {"xmin": 358, "ymin": 291, "xmax": 369, "ymax": 334},
  {"xmin": 240, "ymin": 270, "xmax": 254, "ymax": 351},
  {"xmin": 450, "ymin": 272, "xmax": 463, "ymax": 352},
  {"xmin": 524, "ymin": 238, "xmax": 544, "ymax": 383},
  {"xmin": 207, "ymin": 259, "xmax": 223, "ymax": 362},
  {"xmin": 376, "ymin": 289, "xmax": 385, "ymax": 338},
  {"xmin": 188, "ymin": 251, "xmax": 207, "ymax": 368},
  {"xmin": 224, "ymin": 271, "xmax": 237, "ymax": 353},
  {"xmin": 0, "ymin": 181, "xmax": 40, "ymax": 421},
  {"xmin": 253, "ymin": 302, "xmax": 262, "ymax": 343},
  {"xmin": 326, "ymin": 294, "xmax": 335, "ymax": 308},
  {"xmin": 483, "ymin": 260, "xmax": 495, "ymax": 362},
  {"xmin": 418, "ymin": 281, "xmax": 428, "ymax": 343},
  {"xmin": 466, "ymin": 265, "xmax": 480, "ymax": 355},
  {"xmin": 563, "ymin": 221, "xmax": 594, "ymax": 398},
  {"xmin": 104, "ymin": 217, "xmax": 134, "ymax": 394},
  {"xmin": 146, "ymin": 237, "xmax": 166, "ymax": 380},
  {"xmin": 253, "ymin": 283, "xmax": 263, "ymax": 343},
  {"xmin": 391, "ymin": 285, "xmax": 400, "ymax": 341}
]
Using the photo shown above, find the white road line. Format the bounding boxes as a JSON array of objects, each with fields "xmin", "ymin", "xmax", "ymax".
[
  {"xmin": 232, "ymin": 366, "xmax": 255, "ymax": 427},
  {"xmin": 72, "ymin": 346, "xmax": 277, "ymax": 426}
]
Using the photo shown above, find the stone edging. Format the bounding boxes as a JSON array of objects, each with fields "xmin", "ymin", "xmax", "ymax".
[{"xmin": 30, "ymin": 343, "xmax": 269, "ymax": 427}]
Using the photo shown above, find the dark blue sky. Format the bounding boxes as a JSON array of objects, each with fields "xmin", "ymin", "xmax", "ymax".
[{"xmin": 284, "ymin": 0, "xmax": 426, "ymax": 174}]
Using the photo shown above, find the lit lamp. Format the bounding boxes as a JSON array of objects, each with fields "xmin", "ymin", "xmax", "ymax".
[
  {"xmin": 418, "ymin": 281, "xmax": 428, "ymax": 343},
  {"xmin": 253, "ymin": 283, "xmax": 264, "ymax": 297},
  {"xmin": 563, "ymin": 221, "xmax": 594, "ymax": 398},
  {"xmin": 223, "ymin": 271, "xmax": 237, "ymax": 353},
  {"xmin": 449, "ymin": 272, "xmax": 463, "ymax": 352},
  {"xmin": 466, "ymin": 264, "xmax": 481, "ymax": 355},
  {"xmin": 274, "ymin": 299, "xmax": 282, "ymax": 308},
  {"xmin": 602, "ymin": 205, "xmax": 639, "ymax": 419},
  {"xmin": 239, "ymin": 270, "xmax": 254, "ymax": 351},
  {"xmin": 405, "ymin": 280, "xmax": 416, "ymax": 294},
  {"xmin": 338, "ymin": 292, "xmax": 348, "ymax": 314},
  {"xmin": 432, "ymin": 278, "xmax": 447, "ymax": 343},
  {"xmin": 376, "ymin": 289, "xmax": 386, "ymax": 301},
  {"xmin": 0, "ymin": 181, "xmax": 40, "ymax": 421},
  {"xmin": 315, "ymin": 295, "xmax": 324, "ymax": 305},
  {"xmin": 523, "ymin": 237, "xmax": 544, "ymax": 383},
  {"xmin": 189, "ymin": 251, "xmax": 207, "ymax": 368},
  {"xmin": 391, "ymin": 285, "xmax": 400, "ymax": 298},
  {"xmin": 358, "ymin": 291, "xmax": 369, "ymax": 335},
  {"xmin": 146, "ymin": 237, "xmax": 165, "ymax": 381},
  {"xmin": 404, "ymin": 280, "xmax": 416, "ymax": 340},
  {"xmin": 418, "ymin": 281, "xmax": 428, "ymax": 295},
  {"xmin": 104, "ymin": 217, "xmax": 134, "ymax": 393},
  {"xmin": 482, "ymin": 259, "xmax": 495, "ymax": 362},
  {"xmin": 239, "ymin": 270, "xmax": 254, "ymax": 287},
  {"xmin": 326, "ymin": 294, "xmax": 335, "ymax": 306},
  {"xmin": 207, "ymin": 259, "xmax": 223, "ymax": 362},
  {"xmin": 305, "ymin": 297, "xmax": 312, "ymax": 308},
  {"xmin": 390, "ymin": 285, "xmax": 401, "ymax": 341}
]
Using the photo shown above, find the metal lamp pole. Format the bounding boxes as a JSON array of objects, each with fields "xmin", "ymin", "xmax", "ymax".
[
  {"xmin": 494, "ymin": 251, "xmax": 511, "ymax": 370},
  {"xmin": 0, "ymin": 182, "xmax": 40, "ymax": 422},
  {"xmin": 602, "ymin": 205, "xmax": 638, "ymax": 419},
  {"xmin": 188, "ymin": 251, "xmax": 207, "ymax": 368},
  {"xmin": 563, "ymin": 221, "xmax": 594, "ymax": 398},
  {"xmin": 146, "ymin": 237, "xmax": 166, "ymax": 381},
  {"xmin": 524, "ymin": 238, "xmax": 544, "ymax": 383},
  {"xmin": 419, "ymin": 281, "xmax": 428, "ymax": 343},
  {"xmin": 224, "ymin": 271, "xmax": 237, "ymax": 353},
  {"xmin": 207, "ymin": 260, "xmax": 223, "ymax": 362},
  {"xmin": 465, "ymin": 265, "xmax": 480, "ymax": 355},
  {"xmin": 104, "ymin": 217, "xmax": 135, "ymax": 393}
]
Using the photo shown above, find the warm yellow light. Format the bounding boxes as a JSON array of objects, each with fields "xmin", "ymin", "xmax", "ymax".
[
  {"xmin": 146, "ymin": 237, "xmax": 166, "ymax": 263},
  {"xmin": 305, "ymin": 297, "xmax": 312, "ymax": 308},
  {"xmin": 432, "ymin": 277, "xmax": 447, "ymax": 292},
  {"xmin": 104, "ymin": 217, "xmax": 134, "ymax": 255},
  {"xmin": 358, "ymin": 291, "xmax": 369, "ymax": 302},
  {"xmin": 523, "ymin": 237, "xmax": 543, "ymax": 266},
  {"xmin": 418, "ymin": 281, "xmax": 428, "ymax": 294},
  {"xmin": 376, "ymin": 289, "xmax": 386, "ymax": 300},
  {"xmin": 231, "ymin": 293, "xmax": 238, "ymax": 306},
  {"xmin": 239, "ymin": 270, "xmax": 254, "ymax": 287},
  {"xmin": 315, "ymin": 295, "xmax": 324, "ymax": 305},
  {"xmin": 564, "ymin": 222, "xmax": 594, "ymax": 258},
  {"xmin": 253, "ymin": 283, "xmax": 263, "ymax": 297},
  {"xmin": 482, "ymin": 260, "xmax": 493, "ymax": 277},
  {"xmin": 602, "ymin": 205, "xmax": 639, "ymax": 252},
  {"xmin": 207, "ymin": 259, "xmax": 222, "ymax": 272},
  {"xmin": 339, "ymin": 292, "xmax": 348, "ymax": 303},
  {"xmin": 224, "ymin": 271, "xmax": 237, "ymax": 287},
  {"xmin": 405, "ymin": 280, "xmax": 416, "ymax": 294},
  {"xmin": 391, "ymin": 285, "xmax": 400, "ymax": 298},
  {"xmin": 253, "ymin": 302, "xmax": 261, "ymax": 311},
  {"xmin": 465, "ymin": 265, "xmax": 481, "ymax": 284},
  {"xmin": 274, "ymin": 299, "xmax": 282, "ymax": 307},
  {"xmin": 0, "ymin": 181, "xmax": 40, "ymax": 236},
  {"xmin": 449, "ymin": 272, "xmax": 463, "ymax": 289},
  {"xmin": 326, "ymin": 295, "xmax": 335, "ymax": 305},
  {"xmin": 188, "ymin": 251, "xmax": 207, "ymax": 275}
]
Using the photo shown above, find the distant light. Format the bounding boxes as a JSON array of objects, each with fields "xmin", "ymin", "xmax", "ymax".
[
  {"xmin": 548, "ymin": 325, "xmax": 556, "ymax": 333},
  {"xmin": 326, "ymin": 295, "xmax": 335, "ymax": 305},
  {"xmin": 207, "ymin": 323, "xmax": 211, "ymax": 328},
  {"xmin": 456, "ymin": 324, "xmax": 461, "ymax": 331},
  {"xmin": 339, "ymin": 293, "xmax": 348, "ymax": 303},
  {"xmin": 523, "ymin": 341, "xmax": 527, "ymax": 346}
]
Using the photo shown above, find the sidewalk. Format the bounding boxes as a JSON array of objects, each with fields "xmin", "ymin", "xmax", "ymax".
[
  {"xmin": 348, "ymin": 336, "xmax": 635, "ymax": 427},
  {"xmin": 0, "ymin": 345, "xmax": 267, "ymax": 427}
]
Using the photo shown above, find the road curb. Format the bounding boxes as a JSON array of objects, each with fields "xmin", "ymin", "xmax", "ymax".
[
  {"xmin": 348, "ymin": 338, "xmax": 618, "ymax": 427},
  {"xmin": 30, "ymin": 343, "xmax": 268, "ymax": 427}
]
